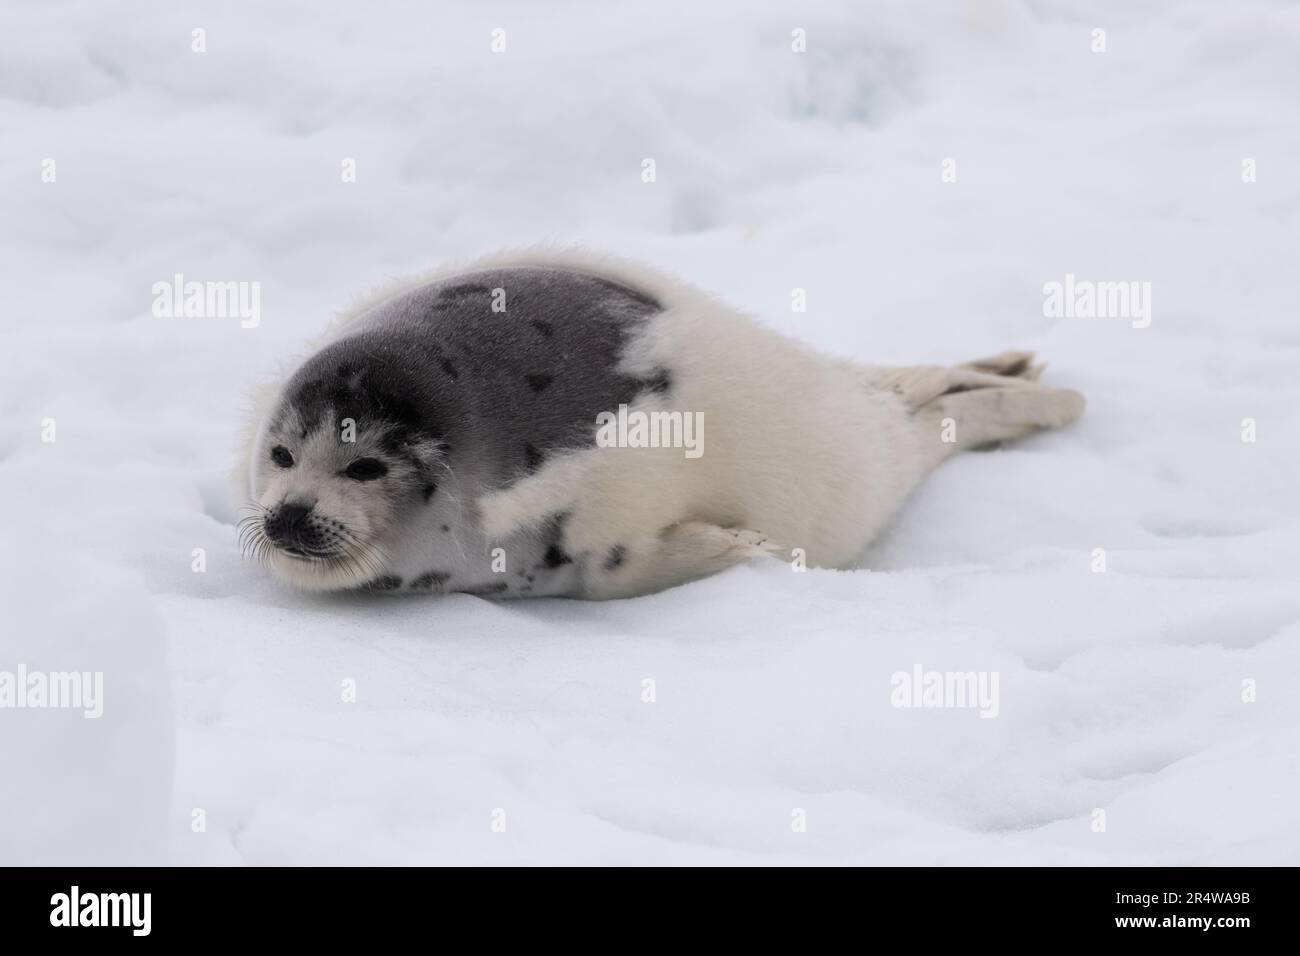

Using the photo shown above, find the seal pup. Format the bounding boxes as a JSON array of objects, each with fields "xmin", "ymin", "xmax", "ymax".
[{"xmin": 239, "ymin": 249, "xmax": 1084, "ymax": 599}]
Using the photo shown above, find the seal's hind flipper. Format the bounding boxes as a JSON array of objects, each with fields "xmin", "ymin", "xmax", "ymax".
[
  {"xmin": 866, "ymin": 350, "xmax": 1083, "ymax": 467},
  {"xmin": 918, "ymin": 381, "xmax": 1084, "ymax": 454},
  {"xmin": 957, "ymin": 349, "xmax": 1044, "ymax": 381}
]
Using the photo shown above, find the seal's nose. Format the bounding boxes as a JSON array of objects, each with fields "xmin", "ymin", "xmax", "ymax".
[{"xmin": 265, "ymin": 501, "xmax": 313, "ymax": 546}]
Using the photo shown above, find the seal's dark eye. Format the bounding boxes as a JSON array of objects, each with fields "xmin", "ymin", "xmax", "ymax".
[
  {"xmin": 345, "ymin": 458, "xmax": 388, "ymax": 481},
  {"xmin": 270, "ymin": 445, "xmax": 294, "ymax": 468}
]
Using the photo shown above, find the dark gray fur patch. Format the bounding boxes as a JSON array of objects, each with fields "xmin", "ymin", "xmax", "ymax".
[
  {"xmin": 410, "ymin": 570, "xmax": 451, "ymax": 590},
  {"xmin": 367, "ymin": 575, "xmax": 403, "ymax": 591},
  {"xmin": 439, "ymin": 282, "xmax": 491, "ymax": 300},
  {"xmin": 278, "ymin": 267, "xmax": 664, "ymax": 498},
  {"xmin": 603, "ymin": 545, "xmax": 626, "ymax": 571}
]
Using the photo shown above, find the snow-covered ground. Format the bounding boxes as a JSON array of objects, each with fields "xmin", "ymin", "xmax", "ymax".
[{"xmin": 3, "ymin": 0, "xmax": 1299, "ymax": 864}]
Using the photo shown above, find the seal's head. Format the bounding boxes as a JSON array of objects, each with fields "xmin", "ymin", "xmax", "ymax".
[{"xmin": 243, "ymin": 337, "xmax": 449, "ymax": 591}]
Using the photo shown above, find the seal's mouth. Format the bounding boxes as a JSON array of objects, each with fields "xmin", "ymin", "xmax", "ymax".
[
  {"xmin": 278, "ymin": 545, "xmax": 341, "ymax": 561},
  {"xmin": 240, "ymin": 505, "xmax": 390, "ymax": 592}
]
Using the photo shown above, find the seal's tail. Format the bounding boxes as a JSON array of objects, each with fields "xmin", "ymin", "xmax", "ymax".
[{"xmin": 873, "ymin": 350, "xmax": 1085, "ymax": 468}]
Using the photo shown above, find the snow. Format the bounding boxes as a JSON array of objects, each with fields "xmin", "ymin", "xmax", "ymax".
[{"xmin": 2, "ymin": 0, "xmax": 1298, "ymax": 864}]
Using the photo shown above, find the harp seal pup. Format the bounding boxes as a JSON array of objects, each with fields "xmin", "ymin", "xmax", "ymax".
[{"xmin": 238, "ymin": 249, "xmax": 1084, "ymax": 599}]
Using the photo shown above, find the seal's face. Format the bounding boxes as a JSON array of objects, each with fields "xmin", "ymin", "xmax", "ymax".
[{"xmin": 243, "ymin": 348, "xmax": 447, "ymax": 591}]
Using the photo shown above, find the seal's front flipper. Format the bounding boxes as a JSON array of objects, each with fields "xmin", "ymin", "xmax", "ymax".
[{"xmin": 581, "ymin": 521, "xmax": 778, "ymax": 600}]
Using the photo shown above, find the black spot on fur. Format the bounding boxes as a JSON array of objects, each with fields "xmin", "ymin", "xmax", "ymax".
[
  {"xmin": 534, "ymin": 512, "xmax": 572, "ymax": 571},
  {"xmin": 367, "ymin": 575, "xmax": 403, "ymax": 591},
  {"xmin": 524, "ymin": 444, "xmax": 544, "ymax": 473},
  {"xmin": 423, "ymin": 483, "xmax": 438, "ymax": 502},
  {"xmin": 543, "ymin": 544, "xmax": 571, "ymax": 569},
  {"xmin": 531, "ymin": 319, "xmax": 554, "ymax": 337},
  {"xmin": 464, "ymin": 581, "xmax": 509, "ymax": 596},
  {"xmin": 440, "ymin": 524, "xmax": 450, "ymax": 533},
  {"xmin": 439, "ymin": 357, "xmax": 459, "ymax": 380},
  {"xmin": 603, "ymin": 545, "xmax": 626, "ymax": 571},
  {"xmin": 410, "ymin": 570, "xmax": 451, "ymax": 590},
  {"xmin": 525, "ymin": 373, "xmax": 553, "ymax": 393},
  {"xmin": 639, "ymin": 368, "xmax": 672, "ymax": 394}
]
